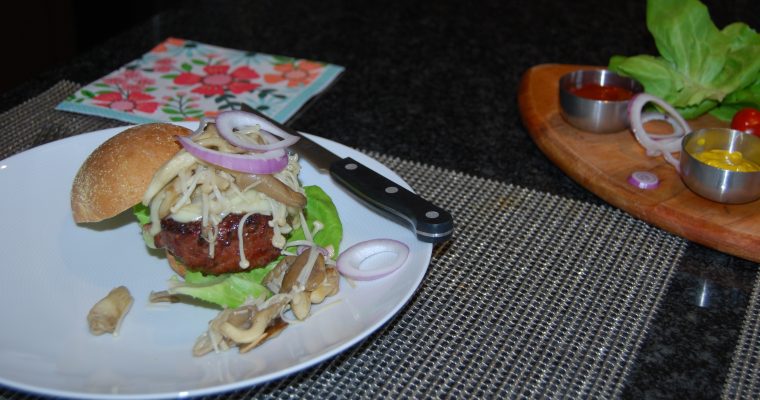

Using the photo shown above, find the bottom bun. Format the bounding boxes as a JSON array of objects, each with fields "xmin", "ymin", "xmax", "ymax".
[{"xmin": 166, "ymin": 253, "xmax": 188, "ymax": 277}]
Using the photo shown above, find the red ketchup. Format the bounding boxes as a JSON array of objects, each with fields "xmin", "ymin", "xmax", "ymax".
[{"xmin": 569, "ymin": 83, "xmax": 634, "ymax": 101}]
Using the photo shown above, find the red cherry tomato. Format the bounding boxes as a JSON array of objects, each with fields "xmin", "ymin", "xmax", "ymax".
[{"xmin": 731, "ymin": 108, "xmax": 760, "ymax": 137}]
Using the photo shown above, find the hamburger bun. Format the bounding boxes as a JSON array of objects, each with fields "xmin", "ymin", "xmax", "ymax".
[
  {"xmin": 71, "ymin": 123, "xmax": 192, "ymax": 223},
  {"xmin": 166, "ymin": 253, "xmax": 188, "ymax": 277}
]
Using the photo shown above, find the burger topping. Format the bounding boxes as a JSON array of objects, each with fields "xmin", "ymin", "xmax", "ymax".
[
  {"xmin": 177, "ymin": 135, "xmax": 289, "ymax": 175},
  {"xmin": 215, "ymin": 110, "xmax": 300, "ymax": 151},
  {"xmin": 142, "ymin": 119, "xmax": 306, "ymax": 273}
]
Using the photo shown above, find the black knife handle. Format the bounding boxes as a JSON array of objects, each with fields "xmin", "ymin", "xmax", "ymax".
[{"xmin": 330, "ymin": 157, "xmax": 454, "ymax": 243}]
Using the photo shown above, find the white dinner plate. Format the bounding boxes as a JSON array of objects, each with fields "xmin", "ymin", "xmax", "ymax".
[{"xmin": 0, "ymin": 123, "xmax": 432, "ymax": 399}]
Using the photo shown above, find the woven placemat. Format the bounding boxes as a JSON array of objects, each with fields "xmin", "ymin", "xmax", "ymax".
[
  {"xmin": 0, "ymin": 80, "xmax": 124, "ymax": 161},
  {"xmin": 722, "ymin": 275, "xmax": 760, "ymax": 399},
  {"xmin": 0, "ymin": 82, "xmax": 688, "ymax": 399}
]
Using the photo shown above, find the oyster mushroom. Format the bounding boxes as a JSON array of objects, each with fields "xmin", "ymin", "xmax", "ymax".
[
  {"xmin": 220, "ymin": 295, "xmax": 291, "ymax": 345},
  {"xmin": 263, "ymin": 247, "xmax": 338, "ymax": 321},
  {"xmin": 281, "ymin": 248, "xmax": 325, "ymax": 293},
  {"xmin": 238, "ymin": 317, "xmax": 288, "ymax": 354},
  {"xmin": 233, "ymin": 172, "xmax": 306, "ymax": 209},
  {"xmin": 310, "ymin": 267, "xmax": 340, "ymax": 304},
  {"xmin": 193, "ymin": 295, "xmax": 292, "ymax": 357},
  {"xmin": 87, "ymin": 286, "xmax": 133, "ymax": 336},
  {"xmin": 262, "ymin": 255, "xmax": 295, "ymax": 294},
  {"xmin": 290, "ymin": 291, "xmax": 312, "ymax": 320}
]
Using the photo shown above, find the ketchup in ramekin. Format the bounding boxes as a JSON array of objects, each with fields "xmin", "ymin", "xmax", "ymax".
[{"xmin": 568, "ymin": 83, "xmax": 634, "ymax": 101}]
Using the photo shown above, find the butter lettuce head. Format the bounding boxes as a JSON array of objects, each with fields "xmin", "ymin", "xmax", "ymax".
[
  {"xmin": 609, "ymin": 0, "xmax": 760, "ymax": 120},
  {"xmin": 134, "ymin": 185, "xmax": 342, "ymax": 308}
]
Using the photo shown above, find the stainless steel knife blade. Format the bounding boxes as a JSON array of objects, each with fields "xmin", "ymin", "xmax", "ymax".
[{"xmin": 239, "ymin": 104, "xmax": 454, "ymax": 243}]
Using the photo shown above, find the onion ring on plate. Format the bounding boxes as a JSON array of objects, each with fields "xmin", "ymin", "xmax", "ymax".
[
  {"xmin": 628, "ymin": 93, "xmax": 691, "ymax": 170},
  {"xmin": 337, "ymin": 239, "xmax": 410, "ymax": 281},
  {"xmin": 215, "ymin": 111, "xmax": 300, "ymax": 152},
  {"xmin": 177, "ymin": 135, "xmax": 289, "ymax": 174}
]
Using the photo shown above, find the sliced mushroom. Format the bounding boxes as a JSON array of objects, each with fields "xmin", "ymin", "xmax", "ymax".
[
  {"xmin": 220, "ymin": 295, "xmax": 290, "ymax": 344},
  {"xmin": 263, "ymin": 255, "xmax": 295, "ymax": 293},
  {"xmin": 142, "ymin": 151, "xmax": 197, "ymax": 205},
  {"xmin": 233, "ymin": 172, "xmax": 306, "ymax": 209},
  {"xmin": 193, "ymin": 309, "xmax": 232, "ymax": 356},
  {"xmin": 238, "ymin": 318, "xmax": 288, "ymax": 354},
  {"xmin": 148, "ymin": 290, "xmax": 181, "ymax": 303},
  {"xmin": 280, "ymin": 250, "xmax": 311, "ymax": 293},
  {"xmin": 310, "ymin": 267, "xmax": 340, "ymax": 304},
  {"xmin": 157, "ymin": 184, "xmax": 179, "ymax": 219},
  {"xmin": 281, "ymin": 249, "xmax": 326, "ymax": 294},
  {"xmin": 306, "ymin": 254, "xmax": 327, "ymax": 292},
  {"xmin": 291, "ymin": 291, "xmax": 312, "ymax": 320},
  {"xmin": 87, "ymin": 286, "xmax": 134, "ymax": 336}
]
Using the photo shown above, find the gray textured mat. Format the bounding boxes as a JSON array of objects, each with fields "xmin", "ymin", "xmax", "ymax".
[
  {"xmin": 0, "ymin": 82, "xmax": 689, "ymax": 399},
  {"xmin": 723, "ymin": 275, "xmax": 760, "ymax": 400},
  {"xmin": 232, "ymin": 157, "xmax": 685, "ymax": 399},
  {"xmin": 0, "ymin": 80, "xmax": 124, "ymax": 161}
]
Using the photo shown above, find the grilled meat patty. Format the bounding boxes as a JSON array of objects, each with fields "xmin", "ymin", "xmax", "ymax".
[{"xmin": 154, "ymin": 213, "xmax": 280, "ymax": 275}]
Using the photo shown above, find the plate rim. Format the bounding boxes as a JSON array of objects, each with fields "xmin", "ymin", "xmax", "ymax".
[{"xmin": 0, "ymin": 122, "xmax": 432, "ymax": 399}]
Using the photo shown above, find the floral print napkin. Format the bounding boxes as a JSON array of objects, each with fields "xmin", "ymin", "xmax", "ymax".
[{"xmin": 57, "ymin": 37, "xmax": 344, "ymax": 124}]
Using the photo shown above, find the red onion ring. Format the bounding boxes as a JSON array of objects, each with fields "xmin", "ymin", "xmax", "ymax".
[
  {"xmin": 336, "ymin": 239, "xmax": 410, "ymax": 281},
  {"xmin": 628, "ymin": 93, "xmax": 691, "ymax": 170},
  {"xmin": 215, "ymin": 111, "xmax": 300, "ymax": 152},
  {"xmin": 640, "ymin": 111, "xmax": 686, "ymax": 139},
  {"xmin": 628, "ymin": 171, "xmax": 660, "ymax": 190},
  {"xmin": 177, "ymin": 135, "xmax": 288, "ymax": 174}
]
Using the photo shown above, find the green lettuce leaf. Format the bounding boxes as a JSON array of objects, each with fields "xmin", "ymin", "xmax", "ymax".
[
  {"xmin": 285, "ymin": 185, "xmax": 343, "ymax": 258},
  {"xmin": 133, "ymin": 203, "xmax": 151, "ymax": 225},
  {"xmin": 136, "ymin": 184, "xmax": 342, "ymax": 308},
  {"xmin": 168, "ymin": 265, "xmax": 275, "ymax": 308},
  {"xmin": 132, "ymin": 203, "xmax": 155, "ymax": 248},
  {"xmin": 608, "ymin": 0, "xmax": 760, "ymax": 120}
]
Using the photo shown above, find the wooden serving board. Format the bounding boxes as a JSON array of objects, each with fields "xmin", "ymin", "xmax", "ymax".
[{"xmin": 518, "ymin": 64, "xmax": 760, "ymax": 264}]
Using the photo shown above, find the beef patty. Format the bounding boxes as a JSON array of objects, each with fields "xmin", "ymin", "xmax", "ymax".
[{"xmin": 154, "ymin": 213, "xmax": 281, "ymax": 275}]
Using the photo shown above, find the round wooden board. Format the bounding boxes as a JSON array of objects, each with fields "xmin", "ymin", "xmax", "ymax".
[{"xmin": 518, "ymin": 63, "xmax": 760, "ymax": 264}]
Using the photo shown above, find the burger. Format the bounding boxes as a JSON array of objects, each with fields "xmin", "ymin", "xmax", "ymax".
[{"xmin": 70, "ymin": 113, "xmax": 342, "ymax": 311}]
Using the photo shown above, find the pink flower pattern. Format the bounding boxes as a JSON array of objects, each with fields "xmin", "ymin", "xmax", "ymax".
[
  {"xmin": 59, "ymin": 37, "xmax": 344, "ymax": 123},
  {"xmin": 93, "ymin": 92, "xmax": 159, "ymax": 113},
  {"xmin": 174, "ymin": 65, "xmax": 260, "ymax": 95}
]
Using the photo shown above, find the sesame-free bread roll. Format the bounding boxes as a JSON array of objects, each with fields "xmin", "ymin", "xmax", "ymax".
[{"xmin": 71, "ymin": 123, "xmax": 192, "ymax": 223}]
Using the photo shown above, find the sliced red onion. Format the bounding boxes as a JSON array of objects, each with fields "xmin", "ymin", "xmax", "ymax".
[
  {"xmin": 640, "ymin": 111, "xmax": 686, "ymax": 139},
  {"xmin": 336, "ymin": 239, "xmax": 410, "ymax": 281},
  {"xmin": 628, "ymin": 171, "xmax": 660, "ymax": 190},
  {"xmin": 628, "ymin": 93, "xmax": 691, "ymax": 170},
  {"xmin": 257, "ymin": 129, "xmax": 281, "ymax": 145},
  {"xmin": 215, "ymin": 111, "xmax": 300, "ymax": 151},
  {"xmin": 177, "ymin": 135, "xmax": 288, "ymax": 174}
]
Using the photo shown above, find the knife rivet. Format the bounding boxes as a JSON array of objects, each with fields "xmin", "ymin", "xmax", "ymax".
[
  {"xmin": 425, "ymin": 211, "xmax": 439, "ymax": 219},
  {"xmin": 385, "ymin": 186, "xmax": 399, "ymax": 194},
  {"xmin": 345, "ymin": 163, "xmax": 358, "ymax": 170}
]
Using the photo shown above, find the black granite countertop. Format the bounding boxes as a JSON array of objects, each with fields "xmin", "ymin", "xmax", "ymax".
[{"xmin": 2, "ymin": 0, "xmax": 760, "ymax": 398}]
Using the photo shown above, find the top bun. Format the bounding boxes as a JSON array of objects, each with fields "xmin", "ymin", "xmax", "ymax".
[{"xmin": 71, "ymin": 123, "xmax": 192, "ymax": 223}]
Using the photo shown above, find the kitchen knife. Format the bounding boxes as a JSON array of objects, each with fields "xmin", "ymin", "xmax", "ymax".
[{"xmin": 240, "ymin": 105, "xmax": 454, "ymax": 243}]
